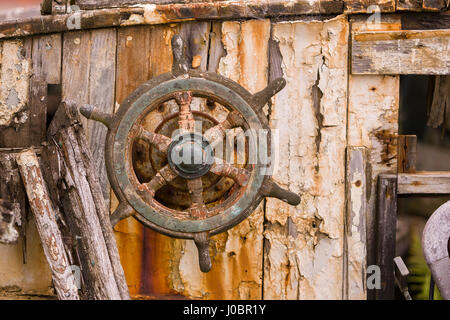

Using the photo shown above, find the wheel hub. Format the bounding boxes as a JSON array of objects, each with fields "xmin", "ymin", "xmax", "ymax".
[{"xmin": 168, "ymin": 133, "xmax": 214, "ymax": 179}]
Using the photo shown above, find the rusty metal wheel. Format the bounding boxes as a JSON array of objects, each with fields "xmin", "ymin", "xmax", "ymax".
[{"xmin": 80, "ymin": 35, "xmax": 300, "ymax": 272}]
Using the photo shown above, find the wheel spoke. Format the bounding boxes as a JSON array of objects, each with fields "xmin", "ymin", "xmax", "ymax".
[
  {"xmin": 138, "ymin": 165, "xmax": 178, "ymax": 197},
  {"xmin": 187, "ymin": 178, "xmax": 208, "ymax": 219},
  {"xmin": 137, "ymin": 126, "xmax": 172, "ymax": 154},
  {"xmin": 210, "ymin": 158, "xmax": 250, "ymax": 187},
  {"xmin": 204, "ymin": 111, "xmax": 245, "ymax": 147},
  {"xmin": 174, "ymin": 91, "xmax": 195, "ymax": 133}
]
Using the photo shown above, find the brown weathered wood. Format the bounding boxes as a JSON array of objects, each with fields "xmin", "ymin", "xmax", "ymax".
[
  {"xmin": 62, "ymin": 29, "xmax": 116, "ymax": 207},
  {"xmin": 375, "ymin": 174, "xmax": 397, "ymax": 300},
  {"xmin": 44, "ymin": 101, "xmax": 130, "ymax": 300},
  {"xmin": 422, "ymin": 0, "xmax": 447, "ymax": 10},
  {"xmin": 397, "ymin": 171, "xmax": 450, "ymax": 194},
  {"xmin": 397, "ymin": 135, "xmax": 417, "ymax": 173},
  {"xmin": 402, "ymin": 12, "xmax": 450, "ymax": 30},
  {"xmin": 349, "ymin": 15, "xmax": 400, "ymax": 300},
  {"xmin": 16, "ymin": 149, "xmax": 80, "ymax": 300},
  {"xmin": 207, "ymin": 22, "xmax": 225, "ymax": 73},
  {"xmin": 345, "ymin": 147, "xmax": 368, "ymax": 300},
  {"xmin": 397, "ymin": 0, "xmax": 423, "ymax": 11},
  {"xmin": 352, "ymin": 29, "xmax": 450, "ymax": 75},
  {"xmin": 344, "ymin": 0, "xmax": 396, "ymax": 13},
  {"xmin": 427, "ymin": 75, "xmax": 450, "ymax": 128},
  {"xmin": 29, "ymin": 33, "xmax": 62, "ymax": 146},
  {"xmin": 41, "ymin": 0, "xmax": 53, "ymax": 15},
  {"xmin": 362, "ymin": 30, "xmax": 450, "ymax": 73},
  {"xmin": 0, "ymin": 2, "xmax": 345, "ymax": 40}
]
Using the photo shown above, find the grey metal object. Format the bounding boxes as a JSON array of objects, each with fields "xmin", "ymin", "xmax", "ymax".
[
  {"xmin": 422, "ymin": 201, "xmax": 450, "ymax": 300},
  {"xmin": 80, "ymin": 34, "xmax": 300, "ymax": 273},
  {"xmin": 393, "ymin": 256, "xmax": 412, "ymax": 300}
]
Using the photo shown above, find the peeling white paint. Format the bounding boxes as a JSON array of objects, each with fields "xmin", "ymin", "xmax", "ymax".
[
  {"xmin": 0, "ymin": 40, "xmax": 30, "ymax": 126},
  {"xmin": 264, "ymin": 15, "xmax": 348, "ymax": 300}
]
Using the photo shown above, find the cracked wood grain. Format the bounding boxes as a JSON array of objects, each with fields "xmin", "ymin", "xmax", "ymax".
[
  {"xmin": 62, "ymin": 28, "xmax": 117, "ymax": 208},
  {"xmin": 265, "ymin": 15, "xmax": 348, "ymax": 300},
  {"xmin": 16, "ymin": 149, "xmax": 79, "ymax": 300},
  {"xmin": 348, "ymin": 16, "xmax": 400, "ymax": 300}
]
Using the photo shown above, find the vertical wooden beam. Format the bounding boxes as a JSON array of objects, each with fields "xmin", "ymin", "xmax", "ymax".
[
  {"xmin": 16, "ymin": 149, "xmax": 79, "ymax": 300},
  {"xmin": 0, "ymin": 39, "xmax": 32, "ymax": 148},
  {"xmin": 62, "ymin": 29, "xmax": 116, "ymax": 207},
  {"xmin": 265, "ymin": 16, "xmax": 348, "ymax": 299},
  {"xmin": 345, "ymin": 147, "xmax": 368, "ymax": 299},
  {"xmin": 348, "ymin": 16, "xmax": 400, "ymax": 300},
  {"xmin": 375, "ymin": 174, "xmax": 397, "ymax": 300},
  {"xmin": 397, "ymin": 135, "xmax": 417, "ymax": 173},
  {"xmin": 44, "ymin": 101, "xmax": 130, "ymax": 300},
  {"xmin": 31, "ymin": 33, "xmax": 63, "ymax": 145}
]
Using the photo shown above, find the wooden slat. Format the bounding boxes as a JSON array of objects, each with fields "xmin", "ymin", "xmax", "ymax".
[
  {"xmin": 16, "ymin": 149, "xmax": 80, "ymax": 300},
  {"xmin": 62, "ymin": 29, "xmax": 116, "ymax": 207},
  {"xmin": 0, "ymin": 39, "xmax": 32, "ymax": 148},
  {"xmin": 348, "ymin": 16, "xmax": 400, "ymax": 300},
  {"xmin": 422, "ymin": 0, "xmax": 447, "ymax": 10},
  {"xmin": 345, "ymin": 147, "xmax": 368, "ymax": 300},
  {"xmin": 265, "ymin": 15, "xmax": 349, "ymax": 299},
  {"xmin": 344, "ymin": 0, "xmax": 396, "ymax": 13},
  {"xmin": 375, "ymin": 174, "xmax": 397, "ymax": 300},
  {"xmin": 30, "ymin": 34, "xmax": 63, "ymax": 146},
  {"xmin": 397, "ymin": 0, "xmax": 423, "ymax": 11},
  {"xmin": 402, "ymin": 12, "xmax": 450, "ymax": 30},
  {"xmin": 44, "ymin": 101, "xmax": 130, "ymax": 300},
  {"xmin": 397, "ymin": 135, "xmax": 417, "ymax": 173},
  {"xmin": 397, "ymin": 171, "xmax": 450, "ymax": 194},
  {"xmin": 0, "ymin": 2, "xmax": 345, "ymax": 40},
  {"xmin": 352, "ymin": 29, "xmax": 450, "ymax": 75}
]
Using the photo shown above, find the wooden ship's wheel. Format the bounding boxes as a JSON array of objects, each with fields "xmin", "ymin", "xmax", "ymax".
[{"xmin": 80, "ymin": 35, "xmax": 300, "ymax": 272}]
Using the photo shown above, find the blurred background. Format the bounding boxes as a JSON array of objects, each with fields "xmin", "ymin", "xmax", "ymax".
[{"xmin": 0, "ymin": 0, "xmax": 41, "ymax": 20}]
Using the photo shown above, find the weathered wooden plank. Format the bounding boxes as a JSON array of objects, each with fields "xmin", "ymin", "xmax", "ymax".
[
  {"xmin": 114, "ymin": 24, "xmax": 160, "ymax": 297},
  {"xmin": 422, "ymin": 0, "xmax": 447, "ymax": 10},
  {"xmin": 397, "ymin": 135, "xmax": 417, "ymax": 173},
  {"xmin": 375, "ymin": 174, "xmax": 397, "ymax": 300},
  {"xmin": 397, "ymin": 171, "xmax": 450, "ymax": 194},
  {"xmin": 0, "ymin": 152, "xmax": 53, "ymax": 295},
  {"xmin": 0, "ymin": 2, "xmax": 346, "ymax": 40},
  {"xmin": 345, "ymin": 147, "xmax": 368, "ymax": 300},
  {"xmin": 397, "ymin": 0, "xmax": 423, "ymax": 10},
  {"xmin": 0, "ymin": 39, "xmax": 32, "ymax": 148},
  {"xmin": 170, "ymin": 20, "xmax": 270, "ymax": 300},
  {"xmin": 349, "ymin": 13, "xmax": 400, "ymax": 301},
  {"xmin": 264, "ymin": 15, "xmax": 348, "ymax": 299},
  {"xmin": 45, "ymin": 101, "xmax": 130, "ymax": 300},
  {"xmin": 16, "ymin": 149, "xmax": 79, "ymax": 300},
  {"xmin": 402, "ymin": 12, "xmax": 450, "ymax": 30},
  {"xmin": 352, "ymin": 29, "xmax": 450, "ymax": 75},
  {"xmin": 344, "ymin": 0, "xmax": 396, "ymax": 13},
  {"xmin": 427, "ymin": 75, "xmax": 450, "ymax": 128},
  {"xmin": 29, "ymin": 34, "xmax": 62, "ymax": 146},
  {"xmin": 62, "ymin": 29, "xmax": 116, "ymax": 206}
]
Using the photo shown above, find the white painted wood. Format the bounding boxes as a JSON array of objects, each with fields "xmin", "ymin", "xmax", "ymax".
[
  {"xmin": 352, "ymin": 29, "xmax": 450, "ymax": 75},
  {"xmin": 398, "ymin": 172, "xmax": 450, "ymax": 194},
  {"xmin": 264, "ymin": 15, "xmax": 348, "ymax": 299},
  {"xmin": 348, "ymin": 16, "xmax": 400, "ymax": 299}
]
